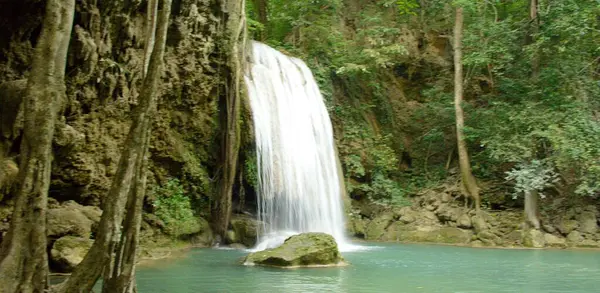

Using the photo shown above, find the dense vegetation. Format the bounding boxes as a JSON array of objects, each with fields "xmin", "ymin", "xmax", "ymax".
[{"xmin": 246, "ymin": 0, "xmax": 600, "ymax": 213}]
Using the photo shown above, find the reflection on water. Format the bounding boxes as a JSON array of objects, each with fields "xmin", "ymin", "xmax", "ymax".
[{"xmin": 134, "ymin": 243, "xmax": 600, "ymax": 293}]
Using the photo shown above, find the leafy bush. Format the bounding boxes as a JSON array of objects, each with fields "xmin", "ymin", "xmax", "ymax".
[
  {"xmin": 152, "ymin": 179, "xmax": 201, "ymax": 237},
  {"xmin": 505, "ymin": 160, "xmax": 558, "ymax": 199}
]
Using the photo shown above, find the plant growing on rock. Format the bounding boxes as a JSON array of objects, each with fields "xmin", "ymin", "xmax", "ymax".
[{"xmin": 152, "ymin": 179, "xmax": 200, "ymax": 237}]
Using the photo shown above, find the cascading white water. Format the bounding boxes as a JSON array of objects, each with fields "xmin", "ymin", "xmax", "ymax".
[{"xmin": 244, "ymin": 41, "xmax": 351, "ymax": 251}]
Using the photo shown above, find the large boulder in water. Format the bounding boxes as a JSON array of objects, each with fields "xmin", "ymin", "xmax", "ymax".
[{"xmin": 243, "ymin": 232, "xmax": 345, "ymax": 268}]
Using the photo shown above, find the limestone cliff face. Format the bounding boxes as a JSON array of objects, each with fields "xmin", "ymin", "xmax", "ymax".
[{"xmin": 0, "ymin": 0, "xmax": 246, "ymax": 238}]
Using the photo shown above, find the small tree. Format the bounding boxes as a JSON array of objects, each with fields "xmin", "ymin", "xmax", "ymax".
[{"xmin": 453, "ymin": 5, "xmax": 481, "ymax": 212}]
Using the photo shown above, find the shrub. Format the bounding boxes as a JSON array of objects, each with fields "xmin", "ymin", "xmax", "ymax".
[{"xmin": 152, "ymin": 179, "xmax": 201, "ymax": 237}]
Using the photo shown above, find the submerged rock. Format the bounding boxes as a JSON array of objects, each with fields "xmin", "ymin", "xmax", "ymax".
[
  {"xmin": 244, "ymin": 232, "xmax": 345, "ymax": 268},
  {"xmin": 50, "ymin": 236, "xmax": 94, "ymax": 272}
]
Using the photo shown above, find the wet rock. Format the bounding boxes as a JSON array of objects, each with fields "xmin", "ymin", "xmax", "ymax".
[
  {"xmin": 386, "ymin": 226, "xmax": 471, "ymax": 244},
  {"xmin": 544, "ymin": 233, "xmax": 566, "ymax": 248},
  {"xmin": 577, "ymin": 211, "xmax": 597, "ymax": 234},
  {"xmin": 365, "ymin": 212, "xmax": 394, "ymax": 240},
  {"xmin": 347, "ymin": 216, "xmax": 367, "ymax": 237},
  {"xmin": 471, "ymin": 240, "xmax": 484, "ymax": 247},
  {"xmin": 244, "ymin": 233, "xmax": 344, "ymax": 268},
  {"xmin": 225, "ymin": 230, "xmax": 238, "ymax": 244},
  {"xmin": 523, "ymin": 229, "xmax": 545, "ymax": 248},
  {"xmin": 229, "ymin": 243, "xmax": 247, "ymax": 250},
  {"xmin": 436, "ymin": 227, "xmax": 472, "ymax": 244},
  {"xmin": 190, "ymin": 221, "xmax": 214, "ymax": 247},
  {"xmin": 457, "ymin": 214, "xmax": 472, "ymax": 229},
  {"xmin": 557, "ymin": 219, "xmax": 578, "ymax": 235},
  {"xmin": 50, "ymin": 236, "xmax": 94, "ymax": 272},
  {"xmin": 230, "ymin": 216, "xmax": 262, "ymax": 247}
]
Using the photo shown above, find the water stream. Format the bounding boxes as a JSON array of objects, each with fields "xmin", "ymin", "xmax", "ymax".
[{"xmin": 244, "ymin": 42, "xmax": 349, "ymax": 251}]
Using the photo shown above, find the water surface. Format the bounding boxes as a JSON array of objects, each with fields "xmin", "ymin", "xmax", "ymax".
[{"xmin": 136, "ymin": 243, "xmax": 600, "ymax": 293}]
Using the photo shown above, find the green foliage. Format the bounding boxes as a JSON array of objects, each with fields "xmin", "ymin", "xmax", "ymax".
[
  {"xmin": 247, "ymin": 0, "xmax": 600, "ymax": 202},
  {"xmin": 152, "ymin": 179, "xmax": 201, "ymax": 237},
  {"xmin": 392, "ymin": 0, "xmax": 419, "ymax": 15},
  {"xmin": 244, "ymin": 153, "xmax": 259, "ymax": 188},
  {"xmin": 505, "ymin": 160, "xmax": 558, "ymax": 199}
]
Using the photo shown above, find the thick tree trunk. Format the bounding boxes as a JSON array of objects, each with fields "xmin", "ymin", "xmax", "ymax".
[
  {"xmin": 524, "ymin": 190, "xmax": 541, "ymax": 229},
  {"xmin": 212, "ymin": 0, "xmax": 246, "ymax": 238},
  {"xmin": 0, "ymin": 1, "xmax": 75, "ymax": 292},
  {"xmin": 453, "ymin": 7, "xmax": 481, "ymax": 212},
  {"xmin": 55, "ymin": 1, "xmax": 171, "ymax": 292},
  {"xmin": 102, "ymin": 129, "xmax": 151, "ymax": 293}
]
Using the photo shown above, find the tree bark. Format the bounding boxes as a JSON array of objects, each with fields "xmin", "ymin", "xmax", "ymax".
[
  {"xmin": 252, "ymin": 0, "xmax": 268, "ymax": 41},
  {"xmin": 212, "ymin": 0, "xmax": 246, "ymax": 238},
  {"xmin": 0, "ymin": 1, "xmax": 75, "ymax": 292},
  {"xmin": 453, "ymin": 7, "xmax": 481, "ymax": 212},
  {"xmin": 54, "ymin": 1, "xmax": 171, "ymax": 292},
  {"xmin": 524, "ymin": 0, "xmax": 541, "ymax": 229},
  {"xmin": 525, "ymin": 190, "xmax": 541, "ymax": 229},
  {"xmin": 529, "ymin": 0, "xmax": 539, "ymax": 80}
]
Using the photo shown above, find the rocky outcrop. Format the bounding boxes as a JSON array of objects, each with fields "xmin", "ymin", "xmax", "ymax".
[
  {"xmin": 349, "ymin": 186, "xmax": 600, "ymax": 250},
  {"xmin": 46, "ymin": 200, "xmax": 101, "ymax": 239},
  {"xmin": 50, "ymin": 236, "xmax": 94, "ymax": 272},
  {"xmin": 523, "ymin": 229, "xmax": 545, "ymax": 248},
  {"xmin": 244, "ymin": 233, "xmax": 345, "ymax": 268}
]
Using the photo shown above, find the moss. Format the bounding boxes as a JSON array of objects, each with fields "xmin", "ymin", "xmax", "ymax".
[{"xmin": 244, "ymin": 233, "xmax": 344, "ymax": 268}]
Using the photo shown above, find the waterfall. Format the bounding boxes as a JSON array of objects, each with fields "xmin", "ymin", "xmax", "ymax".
[{"xmin": 244, "ymin": 42, "xmax": 350, "ymax": 251}]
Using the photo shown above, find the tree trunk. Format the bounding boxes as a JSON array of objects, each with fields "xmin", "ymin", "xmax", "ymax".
[
  {"xmin": 529, "ymin": 0, "xmax": 539, "ymax": 80},
  {"xmin": 524, "ymin": 0, "xmax": 541, "ymax": 230},
  {"xmin": 252, "ymin": 0, "xmax": 268, "ymax": 41},
  {"xmin": 212, "ymin": 0, "xmax": 246, "ymax": 238},
  {"xmin": 54, "ymin": 1, "xmax": 171, "ymax": 292},
  {"xmin": 524, "ymin": 190, "xmax": 541, "ymax": 229},
  {"xmin": 453, "ymin": 7, "xmax": 481, "ymax": 212},
  {"xmin": 0, "ymin": 1, "xmax": 75, "ymax": 292}
]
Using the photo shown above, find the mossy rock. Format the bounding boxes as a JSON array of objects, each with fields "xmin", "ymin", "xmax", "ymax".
[
  {"xmin": 243, "ymin": 232, "xmax": 345, "ymax": 268},
  {"xmin": 50, "ymin": 236, "xmax": 94, "ymax": 272},
  {"xmin": 384, "ymin": 225, "xmax": 471, "ymax": 244},
  {"xmin": 364, "ymin": 212, "xmax": 394, "ymax": 240},
  {"xmin": 230, "ymin": 216, "xmax": 262, "ymax": 247}
]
